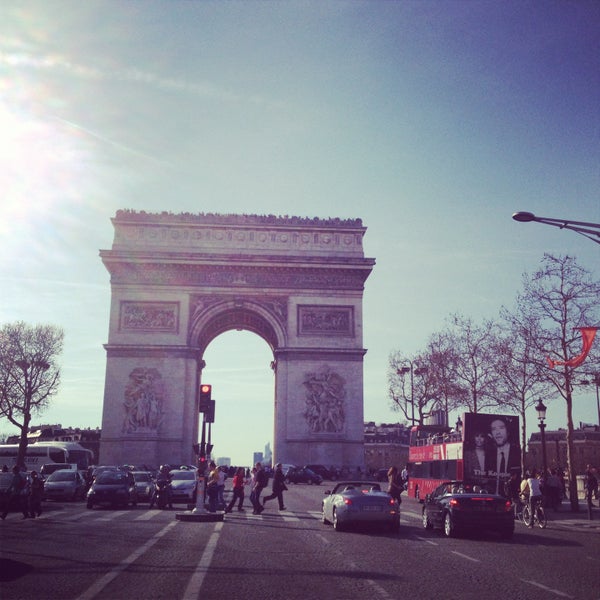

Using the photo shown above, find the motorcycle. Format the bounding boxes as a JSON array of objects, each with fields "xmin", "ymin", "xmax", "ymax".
[{"xmin": 151, "ymin": 479, "xmax": 171, "ymax": 509}]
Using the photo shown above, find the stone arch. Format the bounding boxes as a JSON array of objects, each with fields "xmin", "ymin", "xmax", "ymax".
[
  {"xmin": 188, "ymin": 298, "xmax": 287, "ymax": 355},
  {"xmin": 98, "ymin": 211, "xmax": 375, "ymax": 468}
]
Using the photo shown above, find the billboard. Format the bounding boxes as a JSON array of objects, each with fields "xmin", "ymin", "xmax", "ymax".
[{"xmin": 462, "ymin": 412, "xmax": 520, "ymax": 493}]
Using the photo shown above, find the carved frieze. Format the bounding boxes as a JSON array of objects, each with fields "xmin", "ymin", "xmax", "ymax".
[
  {"xmin": 191, "ymin": 295, "xmax": 288, "ymax": 326},
  {"xmin": 107, "ymin": 263, "xmax": 370, "ymax": 291},
  {"xmin": 122, "ymin": 367, "xmax": 165, "ymax": 434},
  {"xmin": 297, "ymin": 305, "xmax": 354, "ymax": 337},
  {"xmin": 303, "ymin": 366, "xmax": 346, "ymax": 434},
  {"xmin": 109, "ymin": 211, "xmax": 367, "ymax": 258},
  {"xmin": 119, "ymin": 301, "xmax": 179, "ymax": 333}
]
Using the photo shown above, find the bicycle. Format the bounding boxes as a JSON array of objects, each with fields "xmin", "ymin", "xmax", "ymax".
[{"xmin": 522, "ymin": 497, "xmax": 547, "ymax": 529}]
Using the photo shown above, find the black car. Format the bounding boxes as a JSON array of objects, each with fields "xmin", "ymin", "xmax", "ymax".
[
  {"xmin": 285, "ymin": 467, "xmax": 323, "ymax": 485},
  {"xmin": 87, "ymin": 470, "xmax": 138, "ymax": 509},
  {"xmin": 422, "ymin": 480, "xmax": 514, "ymax": 539},
  {"xmin": 305, "ymin": 465, "xmax": 338, "ymax": 481}
]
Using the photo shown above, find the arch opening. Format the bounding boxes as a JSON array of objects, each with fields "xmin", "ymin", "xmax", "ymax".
[{"xmin": 201, "ymin": 330, "xmax": 274, "ymax": 466}]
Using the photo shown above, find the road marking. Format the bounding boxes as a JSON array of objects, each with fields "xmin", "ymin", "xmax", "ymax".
[
  {"xmin": 93, "ymin": 510, "xmax": 129, "ymax": 521},
  {"xmin": 403, "ymin": 509, "xmax": 422, "ymax": 520},
  {"xmin": 365, "ymin": 578, "xmax": 394, "ymax": 600},
  {"xmin": 521, "ymin": 579, "xmax": 574, "ymax": 598},
  {"xmin": 450, "ymin": 551, "xmax": 480, "ymax": 563},
  {"xmin": 414, "ymin": 535, "xmax": 438, "ymax": 546},
  {"xmin": 315, "ymin": 533, "xmax": 330, "ymax": 544},
  {"xmin": 75, "ymin": 520, "xmax": 178, "ymax": 600},
  {"xmin": 282, "ymin": 515, "xmax": 300, "ymax": 522},
  {"xmin": 183, "ymin": 521, "xmax": 223, "ymax": 599},
  {"xmin": 134, "ymin": 510, "xmax": 158, "ymax": 521}
]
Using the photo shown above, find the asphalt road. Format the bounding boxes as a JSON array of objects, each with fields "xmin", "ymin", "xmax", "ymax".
[{"xmin": 1, "ymin": 483, "xmax": 599, "ymax": 600}]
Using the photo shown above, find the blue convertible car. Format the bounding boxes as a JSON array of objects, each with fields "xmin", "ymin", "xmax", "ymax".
[{"xmin": 322, "ymin": 481, "xmax": 400, "ymax": 532}]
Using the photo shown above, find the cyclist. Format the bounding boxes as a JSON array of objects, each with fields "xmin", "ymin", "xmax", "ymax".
[
  {"xmin": 504, "ymin": 471, "xmax": 521, "ymax": 519},
  {"xmin": 521, "ymin": 469, "xmax": 543, "ymax": 528}
]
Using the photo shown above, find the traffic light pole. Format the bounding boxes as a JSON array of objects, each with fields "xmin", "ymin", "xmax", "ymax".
[{"xmin": 175, "ymin": 383, "xmax": 222, "ymax": 522}]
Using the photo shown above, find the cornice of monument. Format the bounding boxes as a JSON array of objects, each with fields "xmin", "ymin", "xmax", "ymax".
[
  {"xmin": 113, "ymin": 209, "xmax": 364, "ymax": 229},
  {"xmin": 103, "ymin": 261, "xmax": 372, "ymax": 290}
]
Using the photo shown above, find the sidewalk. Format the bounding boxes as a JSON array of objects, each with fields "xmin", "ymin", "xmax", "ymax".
[{"xmin": 545, "ymin": 502, "xmax": 600, "ymax": 533}]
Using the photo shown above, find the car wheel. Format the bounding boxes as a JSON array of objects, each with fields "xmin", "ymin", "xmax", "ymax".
[
  {"xmin": 333, "ymin": 508, "xmax": 345, "ymax": 532},
  {"xmin": 422, "ymin": 510, "xmax": 433, "ymax": 530},
  {"xmin": 389, "ymin": 518, "xmax": 400, "ymax": 533},
  {"xmin": 444, "ymin": 512, "xmax": 457, "ymax": 538},
  {"xmin": 86, "ymin": 501, "xmax": 93, "ymax": 509}
]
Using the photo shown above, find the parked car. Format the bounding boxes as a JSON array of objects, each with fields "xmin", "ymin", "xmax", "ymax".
[
  {"xmin": 40, "ymin": 463, "xmax": 78, "ymax": 478},
  {"xmin": 421, "ymin": 480, "xmax": 514, "ymax": 539},
  {"xmin": 169, "ymin": 469, "xmax": 197, "ymax": 504},
  {"xmin": 285, "ymin": 467, "xmax": 323, "ymax": 485},
  {"xmin": 305, "ymin": 465, "xmax": 338, "ymax": 481},
  {"xmin": 87, "ymin": 470, "xmax": 138, "ymax": 509},
  {"xmin": 0, "ymin": 471, "xmax": 29, "ymax": 511},
  {"xmin": 132, "ymin": 471, "xmax": 155, "ymax": 503},
  {"xmin": 43, "ymin": 469, "xmax": 86, "ymax": 501},
  {"xmin": 91, "ymin": 465, "xmax": 123, "ymax": 479},
  {"xmin": 322, "ymin": 481, "xmax": 400, "ymax": 532}
]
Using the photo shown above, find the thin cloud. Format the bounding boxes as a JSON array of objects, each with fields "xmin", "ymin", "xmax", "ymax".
[{"xmin": 0, "ymin": 49, "xmax": 284, "ymax": 110}]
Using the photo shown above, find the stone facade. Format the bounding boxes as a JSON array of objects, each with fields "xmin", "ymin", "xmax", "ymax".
[{"xmin": 99, "ymin": 211, "xmax": 375, "ymax": 468}]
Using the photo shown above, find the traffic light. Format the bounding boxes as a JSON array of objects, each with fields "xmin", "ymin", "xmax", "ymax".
[
  {"xmin": 199, "ymin": 384, "xmax": 212, "ymax": 412},
  {"xmin": 205, "ymin": 400, "xmax": 216, "ymax": 424}
]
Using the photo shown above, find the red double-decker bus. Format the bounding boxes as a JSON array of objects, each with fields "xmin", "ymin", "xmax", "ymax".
[{"xmin": 407, "ymin": 412, "xmax": 520, "ymax": 500}]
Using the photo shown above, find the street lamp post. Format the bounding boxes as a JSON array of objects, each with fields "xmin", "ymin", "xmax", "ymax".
[
  {"xmin": 397, "ymin": 362, "xmax": 428, "ymax": 425},
  {"xmin": 512, "ymin": 211, "xmax": 600, "ymax": 245},
  {"xmin": 535, "ymin": 399, "xmax": 548, "ymax": 475},
  {"xmin": 455, "ymin": 416, "xmax": 463, "ymax": 439},
  {"xmin": 579, "ymin": 373, "xmax": 600, "ymax": 427}
]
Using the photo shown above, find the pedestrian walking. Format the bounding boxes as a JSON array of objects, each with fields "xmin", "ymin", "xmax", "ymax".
[
  {"xmin": 206, "ymin": 461, "xmax": 219, "ymax": 512},
  {"xmin": 263, "ymin": 463, "xmax": 288, "ymax": 510},
  {"xmin": 584, "ymin": 464, "xmax": 598, "ymax": 517},
  {"xmin": 224, "ymin": 467, "xmax": 246, "ymax": 513},
  {"xmin": 386, "ymin": 466, "xmax": 403, "ymax": 505},
  {"xmin": 28, "ymin": 470, "xmax": 44, "ymax": 518},
  {"xmin": 251, "ymin": 462, "xmax": 268, "ymax": 514},
  {"xmin": 216, "ymin": 465, "xmax": 226, "ymax": 510},
  {"xmin": 1, "ymin": 465, "xmax": 29, "ymax": 520}
]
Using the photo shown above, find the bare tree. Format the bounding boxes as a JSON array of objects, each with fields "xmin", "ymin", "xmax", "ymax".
[
  {"xmin": 496, "ymin": 310, "xmax": 557, "ymax": 475},
  {"xmin": 424, "ymin": 331, "xmax": 468, "ymax": 421},
  {"xmin": 442, "ymin": 314, "xmax": 503, "ymax": 414},
  {"xmin": 513, "ymin": 254, "xmax": 600, "ymax": 511},
  {"xmin": 0, "ymin": 322, "xmax": 64, "ymax": 467},
  {"xmin": 388, "ymin": 351, "xmax": 437, "ymax": 425}
]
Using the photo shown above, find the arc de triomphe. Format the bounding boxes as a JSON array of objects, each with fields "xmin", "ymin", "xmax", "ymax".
[{"xmin": 98, "ymin": 210, "xmax": 375, "ymax": 468}]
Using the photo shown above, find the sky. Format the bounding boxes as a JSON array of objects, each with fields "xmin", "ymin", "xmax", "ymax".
[{"xmin": 1, "ymin": 1, "xmax": 599, "ymax": 466}]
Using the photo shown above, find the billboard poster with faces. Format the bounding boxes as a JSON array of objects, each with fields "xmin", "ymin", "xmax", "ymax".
[{"xmin": 463, "ymin": 413, "xmax": 520, "ymax": 493}]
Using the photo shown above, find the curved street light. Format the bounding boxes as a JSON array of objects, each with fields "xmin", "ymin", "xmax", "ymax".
[
  {"xmin": 512, "ymin": 211, "xmax": 600, "ymax": 245},
  {"xmin": 397, "ymin": 361, "xmax": 428, "ymax": 425}
]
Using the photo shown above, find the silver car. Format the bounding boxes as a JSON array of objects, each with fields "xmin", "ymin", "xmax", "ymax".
[
  {"xmin": 322, "ymin": 481, "xmax": 400, "ymax": 532},
  {"xmin": 43, "ymin": 469, "xmax": 86, "ymax": 502},
  {"xmin": 169, "ymin": 469, "xmax": 197, "ymax": 504},
  {"xmin": 132, "ymin": 471, "xmax": 155, "ymax": 503}
]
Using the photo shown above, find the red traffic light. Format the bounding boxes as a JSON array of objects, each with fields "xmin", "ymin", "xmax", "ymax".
[{"xmin": 199, "ymin": 383, "xmax": 212, "ymax": 412}]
